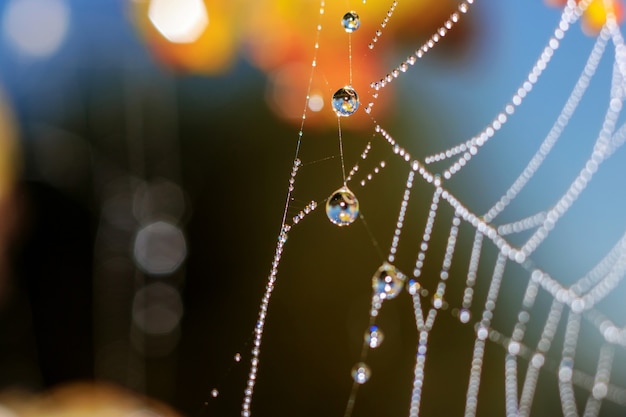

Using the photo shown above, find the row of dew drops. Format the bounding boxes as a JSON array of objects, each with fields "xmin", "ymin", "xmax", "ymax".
[
  {"xmin": 327, "ymin": 7, "xmax": 470, "ymax": 388},
  {"xmin": 330, "ymin": 10, "xmax": 412, "ymax": 387}
]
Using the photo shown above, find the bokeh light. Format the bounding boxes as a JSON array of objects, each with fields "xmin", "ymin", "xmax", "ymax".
[
  {"xmin": 147, "ymin": 0, "xmax": 209, "ymax": 44},
  {"xmin": 130, "ymin": 0, "xmax": 239, "ymax": 73},
  {"xmin": 133, "ymin": 221, "xmax": 187, "ymax": 275},
  {"xmin": 132, "ymin": 282, "xmax": 183, "ymax": 335},
  {"xmin": 2, "ymin": 0, "xmax": 70, "ymax": 58}
]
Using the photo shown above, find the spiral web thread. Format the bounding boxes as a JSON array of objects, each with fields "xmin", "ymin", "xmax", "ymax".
[{"xmin": 239, "ymin": 0, "xmax": 626, "ymax": 416}]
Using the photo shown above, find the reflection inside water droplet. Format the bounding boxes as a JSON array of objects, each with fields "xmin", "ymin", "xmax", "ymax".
[
  {"xmin": 342, "ymin": 11, "xmax": 360, "ymax": 33},
  {"xmin": 372, "ymin": 262, "xmax": 406, "ymax": 300},
  {"xmin": 332, "ymin": 86, "xmax": 359, "ymax": 116},
  {"xmin": 326, "ymin": 186, "xmax": 359, "ymax": 226}
]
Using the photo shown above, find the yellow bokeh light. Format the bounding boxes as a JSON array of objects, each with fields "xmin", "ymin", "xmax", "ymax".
[
  {"xmin": 130, "ymin": 0, "xmax": 237, "ymax": 74},
  {"xmin": 148, "ymin": 0, "xmax": 209, "ymax": 43}
]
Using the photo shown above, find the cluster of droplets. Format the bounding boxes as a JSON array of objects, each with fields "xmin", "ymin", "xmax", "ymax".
[
  {"xmin": 250, "ymin": 1, "xmax": 626, "ymax": 417},
  {"xmin": 365, "ymin": 325, "xmax": 384, "ymax": 348},
  {"xmin": 348, "ymin": 263, "xmax": 406, "ymax": 387},
  {"xmin": 424, "ymin": 0, "xmax": 594, "ymax": 183},
  {"xmin": 369, "ymin": 0, "xmax": 397, "ymax": 50},
  {"xmin": 287, "ymin": 158, "xmax": 301, "ymax": 193},
  {"xmin": 359, "ymin": 160, "xmax": 386, "ymax": 187},
  {"xmin": 351, "ymin": 362, "xmax": 371, "ymax": 384},
  {"xmin": 365, "ymin": 0, "xmax": 475, "ymax": 115},
  {"xmin": 345, "ymin": 142, "xmax": 371, "ymax": 183},
  {"xmin": 292, "ymin": 200, "xmax": 318, "ymax": 225}
]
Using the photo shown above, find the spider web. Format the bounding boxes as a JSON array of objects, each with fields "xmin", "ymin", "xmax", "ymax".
[{"xmin": 213, "ymin": 1, "xmax": 626, "ymax": 416}]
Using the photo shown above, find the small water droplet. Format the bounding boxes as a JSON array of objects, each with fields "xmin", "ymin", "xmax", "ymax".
[
  {"xmin": 432, "ymin": 294, "xmax": 443, "ymax": 309},
  {"xmin": 332, "ymin": 86, "xmax": 359, "ymax": 117},
  {"xmin": 459, "ymin": 308, "xmax": 471, "ymax": 323},
  {"xmin": 365, "ymin": 325, "xmax": 384, "ymax": 348},
  {"xmin": 372, "ymin": 262, "xmax": 406, "ymax": 300},
  {"xmin": 234, "ymin": 353, "xmax": 242, "ymax": 362},
  {"xmin": 342, "ymin": 11, "xmax": 360, "ymax": 33},
  {"xmin": 368, "ymin": 43, "xmax": 374, "ymax": 49},
  {"xmin": 407, "ymin": 279, "xmax": 421, "ymax": 295},
  {"xmin": 211, "ymin": 389, "xmax": 219, "ymax": 397},
  {"xmin": 351, "ymin": 362, "xmax": 371, "ymax": 384},
  {"xmin": 326, "ymin": 186, "xmax": 359, "ymax": 226}
]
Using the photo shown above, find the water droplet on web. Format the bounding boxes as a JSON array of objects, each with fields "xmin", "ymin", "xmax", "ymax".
[
  {"xmin": 342, "ymin": 11, "xmax": 360, "ymax": 33},
  {"xmin": 365, "ymin": 325, "xmax": 384, "ymax": 348},
  {"xmin": 211, "ymin": 389, "xmax": 219, "ymax": 397},
  {"xmin": 332, "ymin": 86, "xmax": 359, "ymax": 116},
  {"xmin": 351, "ymin": 362, "xmax": 371, "ymax": 384},
  {"xmin": 407, "ymin": 279, "xmax": 421, "ymax": 295},
  {"xmin": 234, "ymin": 352, "xmax": 242, "ymax": 362},
  {"xmin": 459, "ymin": 308, "xmax": 471, "ymax": 323},
  {"xmin": 432, "ymin": 293, "xmax": 444, "ymax": 309},
  {"xmin": 372, "ymin": 262, "xmax": 406, "ymax": 300},
  {"xmin": 326, "ymin": 186, "xmax": 359, "ymax": 226}
]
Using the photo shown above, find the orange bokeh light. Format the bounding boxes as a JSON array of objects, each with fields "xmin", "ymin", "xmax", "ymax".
[{"xmin": 130, "ymin": 0, "xmax": 239, "ymax": 74}]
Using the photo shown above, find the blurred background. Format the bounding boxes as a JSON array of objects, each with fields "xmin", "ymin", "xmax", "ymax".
[{"xmin": 0, "ymin": 0, "xmax": 624, "ymax": 416}]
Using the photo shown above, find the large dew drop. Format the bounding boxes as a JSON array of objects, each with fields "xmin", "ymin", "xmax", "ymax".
[
  {"xmin": 342, "ymin": 11, "xmax": 360, "ymax": 33},
  {"xmin": 351, "ymin": 362, "xmax": 371, "ymax": 384},
  {"xmin": 372, "ymin": 262, "xmax": 406, "ymax": 300},
  {"xmin": 326, "ymin": 186, "xmax": 359, "ymax": 226},
  {"xmin": 332, "ymin": 86, "xmax": 359, "ymax": 117}
]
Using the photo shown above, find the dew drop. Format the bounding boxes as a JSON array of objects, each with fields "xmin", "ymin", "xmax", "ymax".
[
  {"xmin": 372, "ymin": 262, "xmax": 406, "ymax": 300},
  {"xmin": 326, "ymin": 186, "xmax": 359, "ymax": 226},
  {"xmin": 342, "ymin": 11, "xmax": 360, "ymax": 33},
  {"xmin": 332, "ymin": 86, "xmax": 359, "ymax": 117},
  {"xmin": 407, "ymin": 278, "xmax": 421, "ymax": 295},
  {"xmin": 365, "ymin": 325, "xmax": 384, "ymax": 348},
  {"xmin": 211, "ymin": 389, "xmax": 219, "ymax": 398},
  {"xmin": 234, "ymin": 353, "xmax": 242, "ymax": 362},
  {"xmin": 459, "ymin": 308, "xmax": 471, "ymax": 323},
  {"xmin": 351, "ymin": 362, "xmax": 371, "ymax": 384},
  {"xmin": 432, "ymin": 293, "xmax": 443, "ymax": 309}
]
